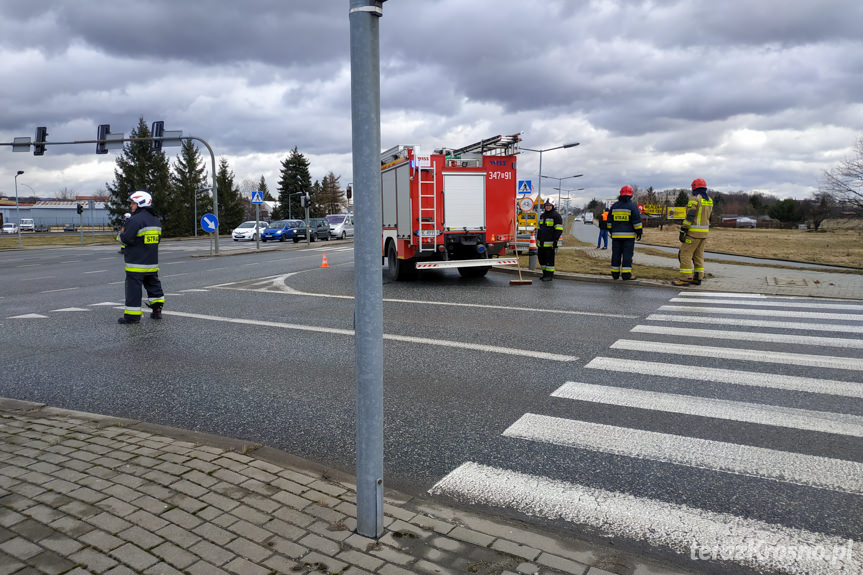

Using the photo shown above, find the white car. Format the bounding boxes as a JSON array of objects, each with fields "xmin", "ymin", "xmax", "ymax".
[
  {"xmin": 2, "ymin": 222, "xmax": 18, "ymax": 234},
  {"xmin": 232, "ymin": 221, "xmax": 269, "ymax": 241}
]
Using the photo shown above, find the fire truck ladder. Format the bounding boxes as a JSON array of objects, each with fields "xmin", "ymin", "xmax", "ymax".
[
  {"xmin": 417, "ymin": 157, "xmax": 438, "ymax": 254},
  {"xmin": 437, "ymin": 132, "xmax": 522, "ymax": 158}
]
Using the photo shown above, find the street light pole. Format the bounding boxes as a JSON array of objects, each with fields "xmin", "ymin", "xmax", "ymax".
[
  {"xmin": 520, "ymin": 142, "xmax": 579, "ymax": 201},
  {"xmin": 14, "ymin": 170, "xmax": 24, "ymax": 247},
  {"xmin": 542, "ymin": 173, "xmax": 583, "ymax": 206}
]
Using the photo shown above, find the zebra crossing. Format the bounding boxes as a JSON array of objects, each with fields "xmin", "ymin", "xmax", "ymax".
[{"xmin": 431, "ymin": 291, "xmax": 863, "ymax": 575}]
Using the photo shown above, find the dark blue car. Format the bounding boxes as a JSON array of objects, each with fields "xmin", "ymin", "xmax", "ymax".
[{"xmin": 261, "ymin": 220, "xmax": 307, "ymax": 243}]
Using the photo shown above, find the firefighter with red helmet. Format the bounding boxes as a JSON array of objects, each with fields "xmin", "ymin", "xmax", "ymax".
[
  {"xmin": 118, "ymin": 191, "xmax": 164, "ymax": 324},
  {"xmin": 537, "ymin": 199, "xmax": 563, "ymax": 281},
  {"xmin": 607, "ymin": 185, "xmax": 642, "ymax": 280},
  {"xmin": 673, "ymin": 178, "xmax": 713, "ymax": 286}
]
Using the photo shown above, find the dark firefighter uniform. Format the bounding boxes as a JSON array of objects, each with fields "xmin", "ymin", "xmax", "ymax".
[
  {"xmin": 118, "ymin": 201, "xmax": 164, "ymax": 323},
  {"xmin": 606, "ymin": 185, "xmax": 642, "ymax": 280},
  {"xmin": 675, "ymin": 178, "xmax": 713, "ymax": 286},
  {"xmin": 537, "ymin": 200, "xmax": 563, "ymax": 281}
]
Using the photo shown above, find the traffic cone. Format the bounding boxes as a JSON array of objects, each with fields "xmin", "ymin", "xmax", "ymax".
[
  {"xmin": 321, "ymin": 253, "xmax": 329, "ymax": 268},
  {"xmin": 528, "ymin": 232, "xmax": 537, "ymax": 255}
]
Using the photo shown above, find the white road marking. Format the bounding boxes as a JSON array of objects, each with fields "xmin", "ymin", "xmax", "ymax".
[
  {"xmin": 39, "ymin": 287, "xmax": 77, "ymax": 294},
  {"xmin": 504, "ymin": 413, "xmax": 863, "ymax": 495},
  {"xmin": 552, "ymin": 381, "xmax": 863, "ymax": 436},
  {"xmin": 90, "ymin": 302, "xmax": 124, "ymax": 306},
  {"xmin": 631, "ymin": 325, "xmax": 863, "ymax": 349},
  {"xmin": 611, "ymin": 339, "xmax": 863, "ymax": 371},
  {"xmin": 159, "ymin": 310, "xmax": 578, "ymax": 362},
  {"xmin": 7, "ymin": 314, "xmax": 49, "ymax": 319},
  {"xmin": 646, "ymin": 313, "xmax": 863, "ymax": 334},
  {"xmin": 83, "ymin": 270, "xmax": 108, "ymax": 274},
  {"xmin": 430, "ymin": 463, "xmax": 862, "ymax": 575},
  {"xmin": 210, "ymin": 273, "xmax": 634, "ymax": 317},
  {"xmin": 50, "ymin": 308, "xmax": 90, "ymax": 312},
  {"xmin": 669, "ymin": 297, "xmax": 863, "ymax": 311},
  {"xmin": 586, "ymin": 356, "xmax": 863, "ymax": 399},
  {"xmin": 659, "ymin": 305, "xmax": 863, "ymax": 321}
]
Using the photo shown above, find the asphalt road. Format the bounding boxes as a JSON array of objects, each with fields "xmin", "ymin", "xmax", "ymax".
[{"xmin": 1, "ymin": 238, "xmax": 860, "ymax": 573}]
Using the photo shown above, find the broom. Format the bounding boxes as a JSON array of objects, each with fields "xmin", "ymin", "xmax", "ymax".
[{"xmin": 509, "ymin": 216, "xmax": 532, "ymax": 285}]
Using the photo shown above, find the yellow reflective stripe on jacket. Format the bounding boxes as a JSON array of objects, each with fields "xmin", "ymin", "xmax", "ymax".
[{"xmin": 125, "ymin": 264, "xmax": 160, "ymax": 273}]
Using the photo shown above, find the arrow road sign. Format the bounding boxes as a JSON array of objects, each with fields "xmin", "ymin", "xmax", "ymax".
[{"xmin": 201, "ymin": 214, "xmax": 219, "ymax": 233}]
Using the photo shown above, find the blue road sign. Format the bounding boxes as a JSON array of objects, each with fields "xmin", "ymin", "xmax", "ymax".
[
  {"xmin": 518, "ymin": 180, "xmax": 533, "ymax": 194},
  {"xmin": 201, "ymin": 214, "xmax": 219, "ymax": 233},
  {"xmin": 251, "ymin": 190, "xmax": 263, "ymax": 204}
]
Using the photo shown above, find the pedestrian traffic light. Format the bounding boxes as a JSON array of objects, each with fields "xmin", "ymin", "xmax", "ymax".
[
  {"xmin": 346, "ymin": 184, "xmax": 352, "ymax": 200},
  {"xmin": 34, "ymin": 126, "xmax": 48, "ymax": 156},
  {"xmin": 150, "ymin": 121, "xmax": 164, "ymax": 152},
  {"xmin": 96, "ymin": 124, "xmax": 110, "ymax": 154},
  {"xmin": 76, "ymin": 204, "xmax": 83, "ymax": 215},
  {"xmin": 301, "ymin": 194, "xmax": 311, "ymax": 208}
]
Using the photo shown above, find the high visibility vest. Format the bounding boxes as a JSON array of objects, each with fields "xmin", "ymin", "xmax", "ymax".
[{"xmin": 683, "ymin": 197, "xmax": 713, "ymax": 238}]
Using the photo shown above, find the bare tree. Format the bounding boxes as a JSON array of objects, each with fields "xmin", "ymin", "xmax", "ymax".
[
  {"xmin": 822, "ymin": 136, "xmax": 863, "ymax": 211},
  {"xmin": 56, "ymin": 187, "xmax": 76, "ymax": 200}
]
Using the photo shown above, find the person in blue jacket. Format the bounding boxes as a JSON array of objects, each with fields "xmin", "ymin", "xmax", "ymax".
[
  {"xmin": 117, "ymin": 191, "xmax": 164, "ymax": 324},
  {"xmin": 606, "ymin": 185, "xmax": 643, "ymax": 280}
]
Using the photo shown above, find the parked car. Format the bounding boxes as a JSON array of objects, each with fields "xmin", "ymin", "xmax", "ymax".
[
  {"xmin": 260, "ymin": 220, "xmax": 306, "ymax": 243},
  {"xmin": 308, "ymin": 218, "xmax": 330, "ymax": 242},
  {"xmin": 736, "ymin": 217, "xmax": 757, "ymax": 228},
  {"xmin": 2, "ymin": 222, "xmax": 18, "ymax": 234},
  {"xmin": 326, "ymin": 213, "xmax": 354, "ymax": 239},
  {"xmin": 19, "ymin": 218, "xmax": 35, "ymax": 232},
  {"xmin": 231, "ymin": 220, "xmax": 269, "ymax": 241},
  {"xmin": 63, "ymin": 223, "xmax": 79, "ymax": 232}
]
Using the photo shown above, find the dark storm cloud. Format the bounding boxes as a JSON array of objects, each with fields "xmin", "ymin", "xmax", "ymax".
[{"xmin": 0, "ymin": 0, "xmax": 861, "ymax": 200}]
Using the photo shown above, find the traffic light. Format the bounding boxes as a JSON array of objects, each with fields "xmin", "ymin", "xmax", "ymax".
[
  {"xmin": 346, "ymin": 184, "xmax": 352, "ymax": 200},
  {"xmin": 34, "ymin": 126, "xmax": 48, "ymax": 156},
  {"xmin": 76, "ymin": 204, "xmax": 83, "ymax": 215},
  {"xmin": 301, "ymin": 194, "xmax": 311, "ymax": 208},
  {"xmin": 96, "ymin": 124, "xmax": 110, "ymax": 154},
  {"xmin": 150, "ymin": 121, "xmax": 164, "ymax": 152}
]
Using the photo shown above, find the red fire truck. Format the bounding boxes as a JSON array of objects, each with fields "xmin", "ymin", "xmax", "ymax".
[{"xmin": 381, "ymin": 134, "xmax": 520, "ymax": 280}]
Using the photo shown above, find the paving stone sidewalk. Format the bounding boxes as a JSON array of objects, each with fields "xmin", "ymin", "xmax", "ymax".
[{"xmin": 0, "ymin": 398, "xmax": 703, "ymax": 575}]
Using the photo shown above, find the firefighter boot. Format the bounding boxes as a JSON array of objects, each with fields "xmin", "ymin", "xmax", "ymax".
[
  {"xmin": 540, "ymin": 270, "xmax": 552, "ymax": 282},
  {"xmin": 622, "ymin": 273, "xmax": 636, "ymax": 281},
  {"xmin": 146, "ymin": 302, "xmax": 163, "ymax": 319},
  {"xmin": 691, "ymin": 273, "xmax": 702, "ymax": 286},
  {"xmin": 611, "ymin": 273, "xmax": 620, "ymax": 280},
  {"xmin": 671, "ymin": 278, "xmax": 691, "ymax": 287},
  {"xmin": 117, "ymin": 314, "xmax": 141, "ymax": 324},
  {"xmin": 543, "ymin": 271, "xmax": 554, "ymax": 282}
]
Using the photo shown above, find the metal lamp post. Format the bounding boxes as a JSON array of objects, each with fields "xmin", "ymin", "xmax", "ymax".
[
  {"xmin": 542, "ymin": 173, "xmax": 583, "ymax": 206},
  {"xmin": 14, "ymin": 170, "xmax": 24, "ymax": 247},
  {"xmin": 520, "ymin": 142, "xmax": 579, "ymax": 202}
]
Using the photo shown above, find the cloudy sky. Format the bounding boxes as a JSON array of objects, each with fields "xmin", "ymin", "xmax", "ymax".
[{"xmin": 1, "ymin": 1, "xmax": 861, "ymax": 207}]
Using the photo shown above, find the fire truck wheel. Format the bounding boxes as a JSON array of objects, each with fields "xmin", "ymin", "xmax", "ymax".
[
  {"xmin": 387, "ymin": 242, "xmax": 415, "ymax": 281},
  {"xmin": 457, "ymin": 266, "xmax": 490, "ymax": 279}
]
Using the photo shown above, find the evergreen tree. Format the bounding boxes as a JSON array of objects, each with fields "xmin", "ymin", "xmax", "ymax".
[
  {"xmin": 258, "ymin": 176, "xmax": 275, "ymax": 201},
  {"xmin": 276, "ymin": 147, "xmax": 312, "ymax": 220},
  {"xmin": 168, "ymin": 139, "xmax": 208, "ymax": 237},
  {"xmin": 105, "ymin": 118, "xmax": 171, "ymax": 231},
  {"xmin": 215, "ymin": 158, "xmax": 245, "ymax": 233},
  {"xmin": 319, "ymin": 172, "xmax": 344, "ymax": 216},
  {"xmin": 674, "ymin": 190, "xmax": 690, "ymax": 207}
]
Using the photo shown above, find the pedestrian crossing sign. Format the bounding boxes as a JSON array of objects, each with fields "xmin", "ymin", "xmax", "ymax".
[
  {"xmin": 518, "ymin": 180, "xmax": 532, "ymax": 194},
  {"xmin": 251, "ymin": 191, "xmax": 264, "ymax": 204}
]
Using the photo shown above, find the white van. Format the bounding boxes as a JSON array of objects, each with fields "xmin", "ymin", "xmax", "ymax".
[
  {"xmin": 583, "ymin": 212, "xmax": 594, "ymax": 224},
  {"xmin": 326, "ymin": 213, "xmax": 354, "ymax": 239},
  {"xmin": 19, "ymin": 218, "xmax": 35, "ymax": 232}
]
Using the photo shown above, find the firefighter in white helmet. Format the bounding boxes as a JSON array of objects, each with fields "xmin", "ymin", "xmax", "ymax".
[{"xmin": 117, "ymin": 191, "xmax": 164, "ymax": 324}]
